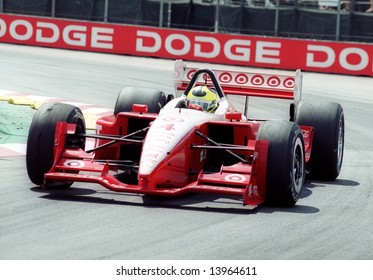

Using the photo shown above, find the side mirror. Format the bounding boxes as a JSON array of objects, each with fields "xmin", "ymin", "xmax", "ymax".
[
  {"xmin": 132, "ymin": 104, "xmax": 148, "ymax": 113},
  {"xmin": 225, "ymin": 111, "xmax": 242, "ymax": 121}
]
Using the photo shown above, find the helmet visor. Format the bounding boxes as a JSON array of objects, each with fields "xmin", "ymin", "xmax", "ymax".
[{"xmin": 188, "ymin": 98, "xmax": 213, "ymax": 111}]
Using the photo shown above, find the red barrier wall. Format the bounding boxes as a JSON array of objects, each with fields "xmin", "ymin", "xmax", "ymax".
[{"xmin": 1, "ymin": 14, "xmax": 373, "ymax": 76}]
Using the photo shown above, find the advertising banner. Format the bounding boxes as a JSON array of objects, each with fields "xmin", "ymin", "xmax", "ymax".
[{"xmin": 1, "ymin": 14, "xmax": 372, "ymax": 76}]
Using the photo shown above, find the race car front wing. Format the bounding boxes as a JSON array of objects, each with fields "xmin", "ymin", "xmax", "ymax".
[{"xmin": 44, "ymin": 122, "xmax": 269, "ymax": 206}]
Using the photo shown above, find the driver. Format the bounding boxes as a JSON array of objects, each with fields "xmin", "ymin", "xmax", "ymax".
[{"xmin": 186, "ymin": 85, "xmax": 219, "ymax": 113}]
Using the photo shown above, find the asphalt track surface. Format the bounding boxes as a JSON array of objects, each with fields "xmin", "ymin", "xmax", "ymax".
[{"xmin": 0, "ymin": 43, "xmax": 372, "ymax": 260}]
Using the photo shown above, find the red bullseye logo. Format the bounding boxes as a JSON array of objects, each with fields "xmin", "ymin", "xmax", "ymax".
[
  {"xmin": 250, "ymin": 74, "xmax": 265, "ymax": 86},
  {"xmin": 235, "ymin": 74, "xmax": 249, "ymax": 84},
  {"xmin": 63, "ymin": 160, "xmax": 85, "ymax": 167},
  {"xmin": 267, "ymin": 76, "xmax": 281, "ymax": 87},
  {"xmin": 224, "ymin": 174, "xmax": 246, "ymax": 182},
  {"xmin": 219, "ymin": 72, "xmax": 233, "ymax": 83},
  {"xmin": 283, "ymin": 77, "xmax": 295, "ymax": 88}
]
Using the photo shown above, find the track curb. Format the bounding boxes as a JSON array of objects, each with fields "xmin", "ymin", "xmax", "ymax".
[{"xmin": 0, "ymin": 89, "xmax": 112, "ymax": 157}]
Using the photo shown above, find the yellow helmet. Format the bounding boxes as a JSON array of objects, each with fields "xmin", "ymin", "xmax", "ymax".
[{"xmin": 187, "ymin": 85, "xmax": 219, "ymax": 113}]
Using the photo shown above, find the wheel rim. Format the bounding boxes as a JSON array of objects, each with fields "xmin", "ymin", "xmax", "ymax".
[
  {"xmin": 337, "ymin": 116, "xmax": 344, "ymax": 171},
  {"xmin": 293, "ymin": 138, "xmax": 304, "ymax": 194}
]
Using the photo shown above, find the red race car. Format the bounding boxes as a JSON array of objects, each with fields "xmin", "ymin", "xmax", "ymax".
[{"xmin": 26, "ymin": 60, "xmax": 344, "ymax": 207}]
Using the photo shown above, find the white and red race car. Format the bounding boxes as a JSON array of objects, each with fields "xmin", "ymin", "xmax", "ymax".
[{"xmin": 26, "ymin": 60, "xmax": 344, "ymax": 207}]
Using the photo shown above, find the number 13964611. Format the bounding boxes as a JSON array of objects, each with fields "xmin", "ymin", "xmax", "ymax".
[{"xmin": 209, "ymin": 266, "xmax": 257, "ymax": 276}]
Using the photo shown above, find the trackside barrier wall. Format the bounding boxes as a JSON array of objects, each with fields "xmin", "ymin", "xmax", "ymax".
[
  {"xmin": 1, "ymin": 0, "xmax": 373, "ymax": 43},
  {"xmin": 0, "ymin": 14, "xmax": 373, "ymax": 76}
]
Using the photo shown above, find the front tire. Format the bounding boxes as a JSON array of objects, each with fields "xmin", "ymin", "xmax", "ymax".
[
  {"xmin": 257, "ymin": 121, "xmax": 305, "ymax": 207},
  {"xmin": 26, "ymin": 103, "xmax": 86, "ymax": 187}
]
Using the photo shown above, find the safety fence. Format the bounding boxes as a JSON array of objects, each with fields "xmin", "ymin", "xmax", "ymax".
[{"xmin": 0, "ymin": 0, "xmax": 372, "ymax": 43}]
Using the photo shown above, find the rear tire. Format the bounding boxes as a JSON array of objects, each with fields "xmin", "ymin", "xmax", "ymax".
[
  {"xmin": 257, "ymin": 121, "xmax": 305, "ymax": 207},
  {"xmin": 114, "ymin": 87, "xmax": 167, "ymax": 115},
  {"xmin": 26, "ymin": 103, "xmax": 86, "ymax": 187},
  {"xmin": 295, "ymin": 101, "xmax": 344, "ymax": 180}
]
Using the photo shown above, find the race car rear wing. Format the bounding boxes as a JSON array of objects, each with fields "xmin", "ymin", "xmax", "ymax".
[{"xmin": 174, "ymin": 59, "xmax": 303, "ymax": 102}]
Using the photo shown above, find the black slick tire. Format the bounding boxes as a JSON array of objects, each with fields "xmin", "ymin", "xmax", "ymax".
[
  {"xmin": 114, "ymin": 87, "xmax": 167, "ymax": 115},
  {"xmin": 257, "ymin": 121, "xmax": 305, "ymax": 207},
  {"xmin": 26, "ymin": 102, "xmax": 86, "ymax": 187},
  {"xmin": 295, "ymin": 101, "xmax": 344, "ymax": 180}
]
